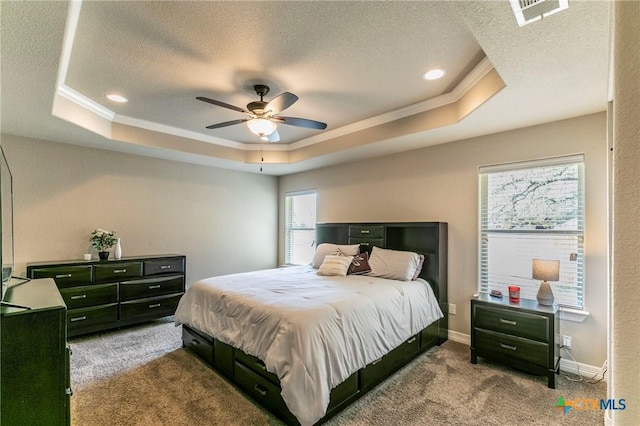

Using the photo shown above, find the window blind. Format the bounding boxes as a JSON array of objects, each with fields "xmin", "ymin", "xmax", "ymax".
[
  {"xmin": 285, "ymin": 191, "xmax": 317, "ymax": 265},
  {"xmin": 479, "ymin": 155, "xmax": 584, "ymax": 308}
]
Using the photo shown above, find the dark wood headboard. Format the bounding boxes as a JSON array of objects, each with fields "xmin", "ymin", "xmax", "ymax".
[{"xmin": 315, "ymin": 222, "xmax": 448, "ymax": 341}]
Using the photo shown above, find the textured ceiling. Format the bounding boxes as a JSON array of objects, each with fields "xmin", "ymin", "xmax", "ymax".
[{"xmin": 0, "ymin": 1, "xmax": 611, "ymax": 175}]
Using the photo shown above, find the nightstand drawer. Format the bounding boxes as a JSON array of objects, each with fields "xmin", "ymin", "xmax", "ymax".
[
  {"xmin": 30, "ymin": 265, "xmax": 92, "ymax": 288},
  {"xmin": 59, "ymin": 283, "xmax": 118, "ymax": 309},
  {"xmin": 94, "ymin": 261, "xmax": 143, "ymax": 281},
  {"xmin": 119, "ymin": 275, "xmax": 184, "ymax": 301},
  {"xmin": 474, "ymin": 305, "xmax": 550, "ymax": 342},
  {"xmin": 348, "ymin": 225, "xmax": 384, "ymax": 238},
  {"xmin": 475, "ymin": 328, "xmax": 549, "ymax": 368}
]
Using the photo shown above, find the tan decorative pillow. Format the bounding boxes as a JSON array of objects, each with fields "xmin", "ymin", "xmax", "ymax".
[
  {"xmin": 367, "ymin": 246, "xmax": 421, "ymax": 281},
  {"xmin": 317, "ymin": 255, "xmax": 354, "ymax": 276}
]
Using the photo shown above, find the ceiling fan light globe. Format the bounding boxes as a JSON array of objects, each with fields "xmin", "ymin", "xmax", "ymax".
[{"xmin": 247, "ymin": 118, "xmax": 277, "ymax": 136}]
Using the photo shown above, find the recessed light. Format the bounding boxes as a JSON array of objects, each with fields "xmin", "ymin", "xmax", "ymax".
[
  {"xmin": 106, "ymin": 93, "xmax": 128, "ymax": 103},
  {"xmin": 423, "ymin": 69, "xmax": 446, "ymax": 80}
]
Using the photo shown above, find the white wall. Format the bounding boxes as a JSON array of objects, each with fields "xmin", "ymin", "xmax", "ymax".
[
  {"xmin": 279, "ymin": 112, "xmax": 608, "ymax": 367},
  {"xmin": 1, "ymin": 134, "xmax": 278, "ymax": 286},
  {"xmin": 610, "ymin": 1, "xmax": 640, "ymax": 423}
]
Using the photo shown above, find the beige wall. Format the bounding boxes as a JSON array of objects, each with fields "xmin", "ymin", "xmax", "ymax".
[
  {"xmin": 610, "ymin": 1, "xmax": 640, "ymax": 424},
  {"xmin": 1, "ymin": 134, "xmax": 278, "ymax": 286},
  {"xmin": 279, "ymin": 112, "xmax": 608, "ymax": 367}
]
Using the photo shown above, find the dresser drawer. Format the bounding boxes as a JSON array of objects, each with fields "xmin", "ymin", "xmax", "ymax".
[
  {"xmin": 119, "ymin": 293, "xmax": 182, "ymax": 322},
  {"xmin": 67, "ymin": 303, "xmax": 119, "ymax": 335},
  {"xmin": 236, "ymin": 350, "xmax": 279, "ymax": 385},
  {"xmin": 361, "ymin": 334, "xmax": 420, "ymax": 390},
  {"xmin": 144, "ymin": 258, "xmax": 185, "ymax": 276},
  {"xmin": 475, "ymin": 328, "xmax": 549, "ymax": 368},
  {"xmin": 348, "ymin": 225, "xmax": 384, "ymax": 238},
  {"xmin": 119, "ymin": 275, "xmax": 184, "ymax": 301},
  {"xmin": 59, "ymin": 283, "xmax": 118, "ymax": 309},
  {"xmin": 30, "ymin": 265, "xmax": 92, "ymax": 288},
  {"xmin": 474, "ymin": 305, "xmax": 549, "ymax": 342},
  {"xmin": 94, "ymin": 261, "xmax": 142, "ymax": 282}
]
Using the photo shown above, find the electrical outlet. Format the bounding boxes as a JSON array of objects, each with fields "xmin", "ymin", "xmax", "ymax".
[
  {"xmin": 562, "ymin": 335, "xmax": 572, "ymax": 349},
  {"xmin": 449, "ymin": 303, "xmax": 456, "ymax": 315}
]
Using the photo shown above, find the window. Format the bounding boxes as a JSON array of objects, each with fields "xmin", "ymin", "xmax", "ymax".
[
  {"xmin": 479, "ymin": 155, "xmax": 585, "ymax": 309},
  {"xmin": 285, "ymin": 191, "xmax": 317, "ymax": 265}
]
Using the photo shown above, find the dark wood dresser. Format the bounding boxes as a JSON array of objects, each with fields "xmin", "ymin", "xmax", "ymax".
[
  {"xmin": 1, "ymin": 278, "xmax": 70, "ymax": 425},
  {"xmin": 470, "ymin": 293, "xmax": 560, "ymax": 388},
  {"xmin": 26, "ymin": 254, "xmax": 185, "ymax": 337}
]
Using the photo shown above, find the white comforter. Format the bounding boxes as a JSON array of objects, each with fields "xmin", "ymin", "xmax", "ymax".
[{"xmin": 174, "ymin": 265, "xmax": 443, "ymax": 425}]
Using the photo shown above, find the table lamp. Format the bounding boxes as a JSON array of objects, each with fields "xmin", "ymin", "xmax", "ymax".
[{"xmin": 532, "ymin": 258, "xmax": 559, "ymax": 306}]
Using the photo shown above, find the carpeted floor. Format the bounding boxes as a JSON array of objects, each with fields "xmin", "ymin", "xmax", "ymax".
[{"xmin": 69, "ymin": 318, "xmax": 605, "ymax": 426}]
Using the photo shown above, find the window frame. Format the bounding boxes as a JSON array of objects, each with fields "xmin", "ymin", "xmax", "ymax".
[
  {"xmin": 284, "ymin": 190, "xmax": 317, "ymax": 266},
  {"xmin": 478, "ymin": 155, "xmax": 585, "ymax": 309}
]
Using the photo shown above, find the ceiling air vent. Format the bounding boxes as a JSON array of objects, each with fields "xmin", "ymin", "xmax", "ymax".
[{"xmin": 509, "ymin": 0, "xmax": 569, "ymax": 27}]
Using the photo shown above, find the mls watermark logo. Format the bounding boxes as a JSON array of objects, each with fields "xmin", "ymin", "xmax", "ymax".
[{"xmin": 556, "ymin": 396, "xmax": 626, "ymax": 413}]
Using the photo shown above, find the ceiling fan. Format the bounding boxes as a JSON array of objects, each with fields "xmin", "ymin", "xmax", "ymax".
[{"xmin": 197, "ymin": 84, "xmax": 327, "ymax": 142}]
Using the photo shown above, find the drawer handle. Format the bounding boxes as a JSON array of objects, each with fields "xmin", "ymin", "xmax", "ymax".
[
  {"xmin": 66, "ymin": 387, "xmax": 73, "ymax": 396},
  {"xmin": 149, "ymin": 285, "xmax": 161, "ymax": 289},
  {"xmin": 56, "ymin": 274, "xmax": 72, "ymax": 279},
  {"xmin": 70, "ymin": 294, "xmax": 87, "ymax": 300},
  {"xmin": 500, "ymin": 343, "xmax": 517, "ymax": 351},
  {"xmin": 191, "ymin": 339, "xmax": 200, "ymax": 346},
  {"xmin": 70, "ymin": 316, "xmax": 87, "ymax": 322},
  {"xmin": 360, "ymin": 230, "xmax": 370, "ymax": 234},
  {"xmin": 113, "ymin": 269, "xmax": 127, "ymax": 273},
  {"xmin": 255, "ymin": 360, "xmax": 267, "ymax": 371},
  {"xmin": 407, "ymin": 337, "xmax": 417, "ymax": 344},
  {"xmin": 254, "ymin": 384, "xmax": 268, "ymax": 397},
  {"xmin": 361, "ymin": 242, "xmax": 370, "ymax": 246},
  {"xmin": 149, "ymin": 303, "xmax": 161, "ymax": 309},
  {"xmin": 160, "ymin": 265, "xmax": 171, "ymax": 269},
  {"xmin": 500, "ymin": 318, "xmax": 517, "ymax": 326},
  {"xmin": 371, "ymin": 358, "xmax": 382, "ymax": 365}
]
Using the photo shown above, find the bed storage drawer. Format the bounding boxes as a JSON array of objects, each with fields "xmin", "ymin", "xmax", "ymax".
[
  {"xmin": 119, "ymin": 294, "xmax": 182, "ymax": 322},
  {"xmin": 236, "ymin": 350, "xmax": 279, "ymax": 384},
  {"xmin": 420, "ymin": 320, "xmax": 440, "ymax": 350},
  {"xmin": 327, "ymin": 373, "xmax": 358, "ymax": 412},
  {"xmin": 361, "ymin": 334, "xmax": 420, "ymax": 390},
  {"xmin": 30, "ymin": 265, "xmax": 93, "ymax": 288},
  {"xmin": 59, "ymin": 283, "xmax": 118, "ymax": 309},
  {"xmin": 94, "ymin": 261, "xmax": 143, "ymax": 282},
  {"xmin": 119, "ymin": 276, "xmax": 184, "ymax": 301},
  {"xmin": 144, "ymin": 258, "xmax": 185, "ymax": 276},
  {"xmin": 474, "ymin": 328, "xmax": 549, "ymax": 368},
  {"xmin": 183, "ymin": 326, "xmax": 214, "ymax": 364},
  {"xmin": 235, "ymin": 362, "xmax": 298, "ymax": 425},
  {"xmin": 67, "ymin": 303, "xmax": 119, "ymax": 336}
]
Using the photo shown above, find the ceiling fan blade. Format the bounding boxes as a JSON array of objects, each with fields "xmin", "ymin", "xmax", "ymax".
[
  {"xmin": 265, "ymin": 92, "xmax": 298, "ymax": 115},
  {"xmin": 205, "ymin": 118, "xmax": 248, "ymax": 129},
  {"xmin": 276, "ymin": 116, "xmax": 327, "ymax": 130},
  {"xmin": 265, "ymin": 130, "xmax": 280, "ymax": 143},
  {"xmin": 196, "ymin": 96, "xmax": 248, "ymax": 114}
]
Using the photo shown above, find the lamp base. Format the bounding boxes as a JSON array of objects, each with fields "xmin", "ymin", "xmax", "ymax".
[{"xmin": 536, "ymin": 280, "xmax": 554, "ymax": 306}]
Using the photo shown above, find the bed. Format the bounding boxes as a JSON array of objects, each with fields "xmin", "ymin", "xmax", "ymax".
[{"xmin": 175, "ymin": 222, "xmax": 448, "ymax": 425}]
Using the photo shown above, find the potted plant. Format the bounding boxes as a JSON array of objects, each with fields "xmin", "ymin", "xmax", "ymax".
[{"xmin": 90, "ymin": 228, "xmax": 117, "ymax": 260}]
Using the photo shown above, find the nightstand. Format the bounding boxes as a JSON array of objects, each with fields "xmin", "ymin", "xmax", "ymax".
[{"xmin": 470, "ymin": 294, "xmax": 560, "ymax": 388}]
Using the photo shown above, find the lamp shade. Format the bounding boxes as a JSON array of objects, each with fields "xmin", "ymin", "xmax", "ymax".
[
  {"xmin": 247, "ymin": 118, "xmax": 277, "ymax": 136},
  {"xmin": 532, "ymin": 259, "xmax": 560, "ymax": 282}
]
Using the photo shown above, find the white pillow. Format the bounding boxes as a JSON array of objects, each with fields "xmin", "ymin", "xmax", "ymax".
[
  {"xmin": 317, "ymin": 255, "xmax": 354, "ymax": 276},
  {"xmin": 311, "ymin": 243, "xmax": 360, "ymax": 268},
  {"xmin": 368, "ymin": 246, "xmax": 421, "ymax": 281}
]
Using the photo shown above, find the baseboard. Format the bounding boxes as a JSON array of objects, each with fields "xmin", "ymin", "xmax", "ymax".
[{"xmin": 446, "ymin": 330, "xmax": 606, "ymax": 382}]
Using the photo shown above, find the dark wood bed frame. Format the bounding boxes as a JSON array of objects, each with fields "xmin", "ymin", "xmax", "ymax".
[{"xmin": 182, "ymin": 221, "xmax": 448, "ymax": 425}]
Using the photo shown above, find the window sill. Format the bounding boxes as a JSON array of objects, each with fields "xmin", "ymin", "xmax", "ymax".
[{"xmin": 558, "ymin": 307, "xmax": 590, "ymax": 322}]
